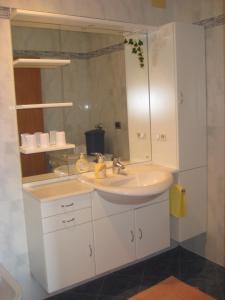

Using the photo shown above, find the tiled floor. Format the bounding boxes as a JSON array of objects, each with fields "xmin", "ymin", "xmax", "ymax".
[{"xmin": 46, "ymin": 246, "xmax": 225, "ymax": 300}]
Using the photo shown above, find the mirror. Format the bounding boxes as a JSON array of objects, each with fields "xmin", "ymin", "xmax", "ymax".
[{"xmin": 12, "ymin": 22, "xmax": 151, "ymax": 182}]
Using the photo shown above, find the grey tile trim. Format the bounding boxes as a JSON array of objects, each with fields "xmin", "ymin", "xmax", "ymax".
[
  {"xmin": 13, "ymin": 43, "xmax": 124, "ymax": 60},
  {"xmin": 0, "ymin": 7, "xmax": 10, "ymax": 19},
  {"xmin": 194, "ymin": 13, "xmax": 225, "ymax": 28}
]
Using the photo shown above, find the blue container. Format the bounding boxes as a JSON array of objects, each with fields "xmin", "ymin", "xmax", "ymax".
[{"xmin": 85, "ymin": 129, "xmax": 105, "ymax": 155}]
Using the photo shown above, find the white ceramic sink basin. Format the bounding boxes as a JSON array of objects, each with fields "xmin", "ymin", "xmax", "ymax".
[{"xmin": 79, "ymin": 165, "xmax": 173, "ymax": 204}]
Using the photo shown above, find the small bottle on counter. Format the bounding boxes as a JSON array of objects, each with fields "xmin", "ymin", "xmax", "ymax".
[
  {"xmin": 76, "ymin": 153, "xmax": 89, "ymax": 172},
  {"xmin": 95, "ymin": 154, "xmax": 106, "ymax": 179}
]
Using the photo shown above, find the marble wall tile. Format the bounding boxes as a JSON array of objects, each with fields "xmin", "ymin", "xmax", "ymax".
[
  {"xmin": 202, "ymin": 24, "xmax": 224, "ymax": 266},
  {"xmin": 0, "ymin": 0, "xmax": 170, "ymax": 25},
  {"xmin": 206, "ymin": 26, "xmax": 225, "ymax": 128},
  {"xmin": 13, "ymin": 26, "xmax": 129, "ymax": 159},
  {"xmin": 62, "ymin": 58, "xmax": 91, "ymax": 145},
  {"xmin": 1, "ymin": 0, "xmax": 224, "ymax": 27},
  {"xmin": 41, "ymin": 68, "xmax": 65, "ymax": 132},
  {"xmin": 0, "ymin": 0, "xmax": 62, "ymax": 13},
  {"xmin": 87, "ymin": 49, "xmax": 129, "ymax": 159},
  {"xmin": 0, "ymin": 17, "xmax": 35, "ymax": 299},
  {"xmin": 12, "ymin": 26, "xmax": 61, "ymax": 52},
  {"xmin": 171, "ymin": 0, "xmax": 224, "ymax": 23},
  {"xmin": 207, "ymin": 126, "xmax": 225, "ymax": 265}
]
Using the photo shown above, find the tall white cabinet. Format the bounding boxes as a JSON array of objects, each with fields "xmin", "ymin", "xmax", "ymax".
[{"xmin": 149, "ymin": 22, "xmax": 207, "ymax": 242}]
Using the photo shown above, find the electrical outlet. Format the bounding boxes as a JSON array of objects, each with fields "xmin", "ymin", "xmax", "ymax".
[
  {"xmin": 160, "ymin": 134, "xmax": 167, "ymax": 141},
  {"xmin": 156, "ymin": 134, "xmax": 167, "ymax": 141},
  {"xmin": 115, "ymin": 121, "xmax": 121, "ymax": 129}
]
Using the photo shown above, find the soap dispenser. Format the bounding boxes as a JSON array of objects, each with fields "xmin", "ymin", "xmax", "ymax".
[
  {"xmin": 76, "ymin": 153, "xmax": 89, "ymax": 172},
  {"xmin": 95, "ymin": 154, "xmax": 106, "ymax": 179}
]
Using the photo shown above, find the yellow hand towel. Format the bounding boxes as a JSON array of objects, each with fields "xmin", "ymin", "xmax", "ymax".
[{"xmin": 169, "ymin": 184, "xmax": 187, "ymax": 218}]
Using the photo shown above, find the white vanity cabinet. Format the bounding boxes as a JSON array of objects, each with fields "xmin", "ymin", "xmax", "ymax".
[
  {"xmin": 23, "ymin": 190, "xmax": 95, "ymax": 293},
  {"xmin": 93, "ymin": 210, "xmax": 135, "ymax": 274},
  {"xmin": 44, "ymin": 222, "xmax": 95, "ymax": 293},
  {"xmin": 135, "ymin": 200, "xmax": 170, "ymax": 259},
  {"xmin": 23, "ymin": 185, "xmax": 170, "ymax": 293},
  {"xmin": 92, "ymin": 192, "xmax": 170, "ymax": 275}
]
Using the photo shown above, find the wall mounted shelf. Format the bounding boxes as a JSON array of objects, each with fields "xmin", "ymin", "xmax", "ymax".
[
  {"xmin": 13, "ymin": 58, "xmax": 71, "ymax": 68},
  {"xmin": 20, "ymin": 144, "xmax": 75, "ymax": 154},
  {"xmin": 16, "ymin": 103, "xmax": 73, "ymax": 109}
]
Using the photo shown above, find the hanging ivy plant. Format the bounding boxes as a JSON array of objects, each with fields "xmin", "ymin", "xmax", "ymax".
[{"xmin": 124, "ymin": 38, "xmax": 144, "ymax": 68}]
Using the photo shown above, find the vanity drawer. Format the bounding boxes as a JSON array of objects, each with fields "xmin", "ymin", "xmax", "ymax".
[
  {"xmin": 41, "ymin": 193, "xmax": 92, "ymax": 218},
  {"xmin": 42, "ymin": 207, "xmax": 92, "ymax": 234}
]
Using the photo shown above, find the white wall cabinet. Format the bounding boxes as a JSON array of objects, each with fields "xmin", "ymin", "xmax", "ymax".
[
  {"xmin": 23, "ymin": 190, "xmax": 170, "ymax": 293},
  {"xmin": 93, "ymin": 210, "xmax": 135, "ymax": 274},
  {"xmin": 135, "ymin": 201, "xmax": 170, "ymax": 259},
  {"xmin": 149, "ymin": 22, "xmax": 206, "ymax": 170}
]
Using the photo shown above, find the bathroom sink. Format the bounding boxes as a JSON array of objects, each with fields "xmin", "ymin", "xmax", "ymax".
[{"xmin": 79, "ymin": 165, "xmax": 173, "ymax": 204}]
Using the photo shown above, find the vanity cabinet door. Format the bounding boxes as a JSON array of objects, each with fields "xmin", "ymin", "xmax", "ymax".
[
  {"xmin": 135, "ymin": 200, "xmax": 170, "ymax": 260},
  {"xmin": 93, "ymin": 210, "xmax": 135, "ymax": 275},
  {"xmin": 43, "ymin": 222, "xmax": 95, "ymax": 293}
]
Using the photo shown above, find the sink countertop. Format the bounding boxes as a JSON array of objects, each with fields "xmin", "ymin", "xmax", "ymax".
[
  {"xmin": 23, "ymin": 162, "xmax": 177, "ymax": 202},
  {"xmin": 23, "ymin": 179, "xmax": 94, "ymax": 202}
]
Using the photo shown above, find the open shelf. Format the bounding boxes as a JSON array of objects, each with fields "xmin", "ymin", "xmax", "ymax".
[
  {"xmin": 20, "ymin": 143, "xmax": 75, "ymax": 154},
  {"xmin": 16, "ymin": 102, "xmax": 73, "ymax": 109},
  {"xmin": 13, "ymin": 58, "xmax": 71, "ymax": 68}
]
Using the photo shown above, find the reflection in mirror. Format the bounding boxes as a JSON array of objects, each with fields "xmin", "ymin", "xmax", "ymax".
[{"xmin": 12, "ymin": 25, "xmax": 130, "ymax": 180}]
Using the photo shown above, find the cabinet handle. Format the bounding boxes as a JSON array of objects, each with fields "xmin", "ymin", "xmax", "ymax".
[
  {"xmin": 138, "ymin": 228, "xmax": 143, "ymax": 240},
  {"xmin": 61, "ymin": 203, "xmax": 74, "ymax": 208},
  {"xmin": 130, "ymin": 230, "xmax": 135, "ymax": 242},
  {"xmin": 62, "ymin": 217, "xmax": 75, "ymax": 224},
  {"xmin": 89, "ymin": 244, "xmax": 93, "ymax": 257}
]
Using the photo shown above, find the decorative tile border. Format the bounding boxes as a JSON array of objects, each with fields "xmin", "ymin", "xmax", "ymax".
[
  {"xmin": 194, "ymin": 13, "xmax": 225, "ymax": 28},
  {"xmin": 14, "ymin": 42, "xmax": 124, "ymax": 60},
  {"xmin": 0, "ymin": 7, "xmax": 10, "ymax": 19},
  {"xmin": 13, "ymin": 12, "xmax": 225, "ymax": 61}
]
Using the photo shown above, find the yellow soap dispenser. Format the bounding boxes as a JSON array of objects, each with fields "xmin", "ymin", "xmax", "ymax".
[
  {"xmin": 76, "ymin": 153, "xmax": 89, "ymax": 172},
  {"xmin": 95, "ymin": 154, "xmax": 106, "ymax": 179}
]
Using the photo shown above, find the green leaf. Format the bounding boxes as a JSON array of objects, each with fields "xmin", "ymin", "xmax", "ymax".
[
  {"xmin": 128, "ymin": 39, "xmax": 134, "ymax": 45},
  {"xmin": 138, "ymin": 40, "xmax": 143, "ymax": 46}
]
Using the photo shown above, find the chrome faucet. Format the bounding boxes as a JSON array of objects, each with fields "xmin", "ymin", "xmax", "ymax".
[{"xmin": 112, "ymin": 158, "xmax": 125, "ymax": 174}]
